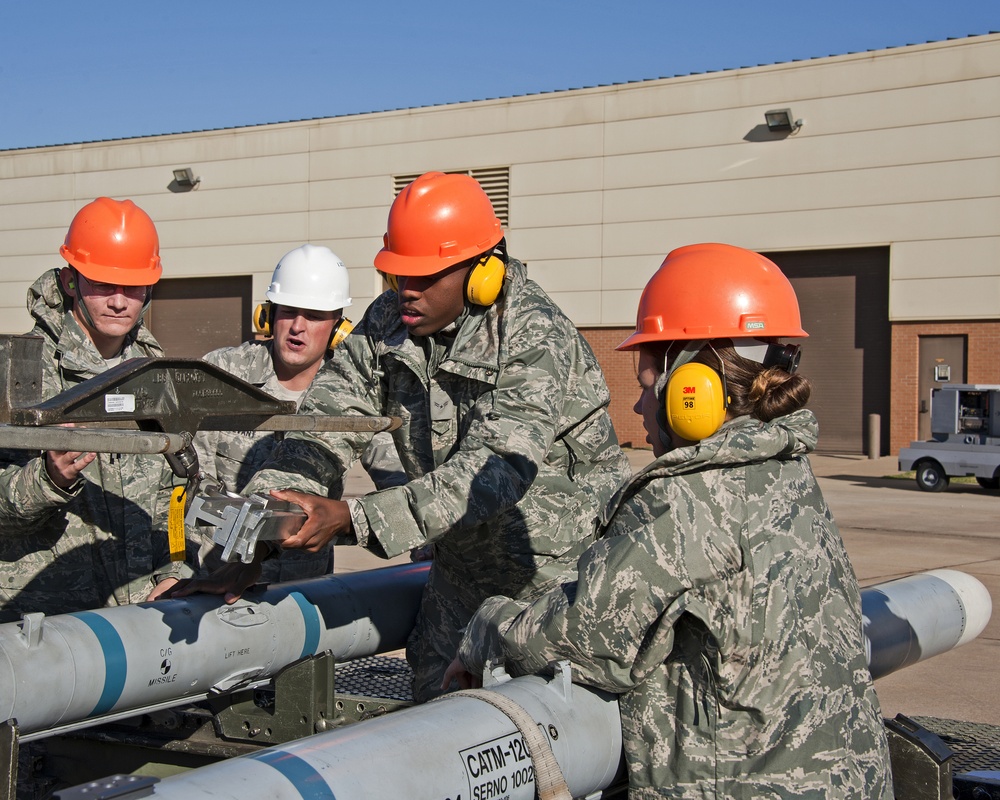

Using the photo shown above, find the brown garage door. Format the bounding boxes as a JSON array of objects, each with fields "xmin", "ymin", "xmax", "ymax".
[
  {"xmin": 145, "ymin": 276, "xmax": 253, "ymax": 358},
  {"xmin": 763, "ymin": 248, "xmax": 890, "ymax": 455}
]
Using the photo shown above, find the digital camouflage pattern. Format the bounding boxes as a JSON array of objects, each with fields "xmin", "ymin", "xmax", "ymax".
[
  {"xmin": 193, "ymin": 339, "xmax": 404, "ymax": 582},
  {"xmin": 0, "ymin": 269, "xmax": 192, "ymax": 623},
  {"xmin": 245, "ymin": 258, "xmax": 631, "ymax": 700},
  {"xmin": 459, "ymin": 410, "xmax": 893, "ymax": 799}
]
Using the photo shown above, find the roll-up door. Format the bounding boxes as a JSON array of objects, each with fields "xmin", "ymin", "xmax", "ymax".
[
  {"xmin": 145, "ymin": 276, "xmax": 253, "ymax": 359},
  {"xmin": 764, "ymin": 248, "xmax": 890, "ymax": 455}
]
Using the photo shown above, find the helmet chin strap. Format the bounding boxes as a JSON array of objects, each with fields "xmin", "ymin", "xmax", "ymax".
[{"xmin": 64, "ymin": 268, "xmax": 99, "ymax": 332}]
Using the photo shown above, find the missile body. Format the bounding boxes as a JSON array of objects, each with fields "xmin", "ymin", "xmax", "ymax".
[
  {"xmin": 0, "ymin": 563, "xmax": 429, "ymax": 738},
  {"xmin": 108, "ymin": 669, "xmax": 625, "ymax": 800},
  {"xmin": 861, "ymin": 568, "xmax": 992, "ymax": 680}
]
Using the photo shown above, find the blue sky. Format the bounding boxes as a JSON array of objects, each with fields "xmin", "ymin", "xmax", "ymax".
[{"xmin": 1, "ymin": 1, "xmax": 996, "ymax": 151}]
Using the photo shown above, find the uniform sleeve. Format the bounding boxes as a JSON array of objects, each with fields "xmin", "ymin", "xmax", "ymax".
[
  {"xmin": 458, "ymin": 505, "xmax": 738, "ymax": 694},
  {"xmin": 192, "ymin": 430, "xmax": 222, "ymax": 485},
  {"xmin": 360, "ymin": 432, "xmax": 407, "ymax": 491},
  {"xmin": 0, "ymin": 450, "xmax": 81, "ymax": 531},
  {"xmin": 355, "ymin": 311, "xmax": 604, "ymax": 557}
]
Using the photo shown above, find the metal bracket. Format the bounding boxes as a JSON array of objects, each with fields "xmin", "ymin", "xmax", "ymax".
[
  {"xmin": 185, "ymin": 492, "xmax": 307, "ymax": 563},
  {"xmin": 208, "ymin": 651, "xmax": 339, "ymax": 745}
]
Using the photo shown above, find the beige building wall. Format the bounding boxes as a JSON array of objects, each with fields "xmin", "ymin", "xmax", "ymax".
[
  {"xmin": 1, "ymin": 34, "xmax": 998, "ymax": 455},
  {"xmin": 1, "ymin": 34, "xmax": 998, "ymax": 335}
]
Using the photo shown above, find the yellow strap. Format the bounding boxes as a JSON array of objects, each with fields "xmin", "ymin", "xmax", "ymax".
[{"xmin": 168, "ymin": 486, "xmax": 187, "ymax": 562}]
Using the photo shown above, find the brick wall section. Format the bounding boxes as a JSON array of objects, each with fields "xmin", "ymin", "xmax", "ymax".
[
  {"xmin": 890, "ymin": 321, "xmax": 1000, "ymax": 454},
  {"xmin": 579, "ymin": 328, "xmax": 650, "ymax": 449}
]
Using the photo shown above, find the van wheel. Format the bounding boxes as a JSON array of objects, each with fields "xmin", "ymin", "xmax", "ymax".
[
  {"xmin": 976, "ymin": 476, "xmax": 1000, "ymax": 490},
  {"xmin": 915, "ymin": 461, "xmax": 949, "ymax": 492}
]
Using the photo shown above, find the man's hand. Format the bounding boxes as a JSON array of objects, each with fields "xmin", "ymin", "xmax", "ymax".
[
  {"xmin": 45, "ymin": 449, "xmax": 97, "ymax": 489},
  {"xmin": 145, "ymin": 577, "xmax": 179, "ymax": 601},
  {"xmin": 442, "ymin": 656, "xmax": 481, "ymax": 692},
  {"xmin": 272, "ymin": 489, "xmax": 352, "ymax": 552},
  {"xmin": 161, "ymin": 559, "xmax": 264, "ymax": 605},
  {"xmin": 43, "ymin": 422, "xmax": 97, "ymax": 490}
]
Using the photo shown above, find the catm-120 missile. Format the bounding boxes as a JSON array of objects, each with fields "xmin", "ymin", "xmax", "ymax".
[{"xmin": 0, "ymin": 562, "xmax": 430, "ymax": 739}]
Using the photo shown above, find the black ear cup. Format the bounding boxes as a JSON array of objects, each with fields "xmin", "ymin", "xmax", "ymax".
[{"xmin": 763, "ymin": 343, "xmax": 801, "ymax": 374}]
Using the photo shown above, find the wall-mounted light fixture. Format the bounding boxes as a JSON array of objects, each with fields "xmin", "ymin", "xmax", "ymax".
[
  {"xmin": 172, "ymin": 167, "xmax": 201, "ymax": 189},
  {"xmin": 764, "ymin": 108, "xmax": 803, "ymax": 133}
]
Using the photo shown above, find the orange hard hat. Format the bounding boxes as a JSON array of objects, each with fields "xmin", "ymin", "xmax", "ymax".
[
  {"xmin": 617, "ymin": 243, "xmax": 807, "ymax": 351},
  {"xmin": 374, "ymin": 172, "xmax": 503, "ymax": 277},
  {"xmin": 59, "ymin": 197, "xmax": 162, "ymax": 286}
]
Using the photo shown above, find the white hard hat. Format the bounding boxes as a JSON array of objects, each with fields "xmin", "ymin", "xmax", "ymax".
[{"xmin": 266, "ymin": 244, "xmax": 352, "ymax": 310}]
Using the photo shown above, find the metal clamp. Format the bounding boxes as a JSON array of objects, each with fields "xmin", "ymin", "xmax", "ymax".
[{"xmin": 186, "ymin": 492, "xmax": 307, "ymax": 564}]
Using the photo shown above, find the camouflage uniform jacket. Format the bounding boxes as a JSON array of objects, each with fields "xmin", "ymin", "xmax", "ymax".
[
  {"xmin": 0, "ymin": 269, "xmax": 191, "ymax": 622},
  {"xmin": 459, "ymin": 410, "xmax": 893, "ymax": 799},
  {"xmin": 193, "ymin": 340, "xmax": 404, "ymax": 582},
  {"xmin": 246, "ymin": 258, "xmax": 631, "ymax": 687}
]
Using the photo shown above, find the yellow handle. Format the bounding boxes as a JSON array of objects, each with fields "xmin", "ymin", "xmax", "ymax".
[{"xmin": 168, "ymin": 486, "xmax": 187, "ymax": 562}]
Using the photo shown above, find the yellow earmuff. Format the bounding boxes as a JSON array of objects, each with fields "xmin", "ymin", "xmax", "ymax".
[
  {"xmin": 252, "ymin": 301, "xmax": 352, "ymax": 351},
  {"xmin": 665, "ymin": 362, "xmax": 729, "ymax": 442},
  {"xmin": 329, "ymin": 317, "xmax": 353, "ymax": 349},
  {"xmin": 464, "ymin": 254, "xmax": 506, "ymax": 306},
  {"xmin": 253, "ymin": 302, "xmax": 274, "ymax": 336}
]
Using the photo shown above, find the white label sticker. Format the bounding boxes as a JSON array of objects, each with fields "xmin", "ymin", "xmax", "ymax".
[
  {"xmin": 460, "ymin": 732, "xmax": 535, "ymax": 800},
  {"xmin": 105, "ymin": 394, "xmax": 136, "ymax": 413}
]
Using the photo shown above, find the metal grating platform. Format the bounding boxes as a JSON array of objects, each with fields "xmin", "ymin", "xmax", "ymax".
[
  {"xmin": 335, "ymin": 655, "xmax": 414, "ymax": 703},
  {"xmin": 915, "ymin": 716, "xmax": 1000, "ymax": 775}
]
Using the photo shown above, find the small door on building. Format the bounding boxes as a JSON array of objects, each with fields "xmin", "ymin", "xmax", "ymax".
[
  {"xmin": 917, "ymin": 335, "xmax": 967, "ymax": 441},
  {"xmin": 145, "ymin": 276, "xmax": 253, "ymax": 358}
]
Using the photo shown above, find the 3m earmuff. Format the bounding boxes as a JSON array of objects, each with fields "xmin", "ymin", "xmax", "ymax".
[
  {"xmin": 464, "ymin": 253, "xmax": 506, "ymax": 306},
  {"xmin": 665, "ymin": 362, "xmax": 730, "ymax": 442},
  {"xmin": 252, "ymin": 302, "xmax": 353, "ymax": 351},
  {"xmin": 380, "ymin": 253, "xmax": 506, "ymax": 306}
]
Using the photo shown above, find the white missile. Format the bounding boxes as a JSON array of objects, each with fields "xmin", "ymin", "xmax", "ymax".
[
  {"xmin": 0, "ymin": 562, "xmax": 430, "ymax": 740},
  {"xmin": 862, "ymin": 568, "xmax": 992, "ymax": 680},
  {"xmin": 79, "ymin": 666, "xmax": 625, "ymax": 800}
]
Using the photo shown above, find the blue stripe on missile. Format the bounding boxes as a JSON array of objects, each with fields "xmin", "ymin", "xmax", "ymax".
[
  {"xmin": 252, "ymin": 750, "xmax": 336, "ymax": 799},
  {"xmin": 289, "ymin": 591, "xmax": 320, "ymax": 659},
  {"xmin": 69, "ymin": 611, "xmax": 127, "ymax": 716}
]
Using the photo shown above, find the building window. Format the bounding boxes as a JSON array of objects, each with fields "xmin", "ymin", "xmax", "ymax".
[{"xmin": 393, "ymin": 167, "xmax": 510, "ymax": 227}]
